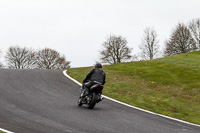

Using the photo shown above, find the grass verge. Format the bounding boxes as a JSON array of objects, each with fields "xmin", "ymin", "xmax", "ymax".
[{"xmin": 67, "ymin": 51, "xmax": 200, "ymax": 125}]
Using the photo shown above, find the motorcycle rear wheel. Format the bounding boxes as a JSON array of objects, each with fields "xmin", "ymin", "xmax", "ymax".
[{"xmin": 88, "ymin": 92, "xmax": 98, "ymax": 109}]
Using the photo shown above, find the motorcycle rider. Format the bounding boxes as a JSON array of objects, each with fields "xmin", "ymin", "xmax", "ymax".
[{"xmin": 81, "ymin": 63, "xmax": 106, "ymax": 97}]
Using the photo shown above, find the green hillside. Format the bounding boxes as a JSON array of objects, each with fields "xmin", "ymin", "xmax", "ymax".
[{"xmin": 67, "ymin": 51, "xmax": 200, "ymax": 124}]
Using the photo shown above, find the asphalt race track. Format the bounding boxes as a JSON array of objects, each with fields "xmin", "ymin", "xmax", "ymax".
[{"xmin": 0, "ymin": 69, "xmax": 200, "ymax": 133}]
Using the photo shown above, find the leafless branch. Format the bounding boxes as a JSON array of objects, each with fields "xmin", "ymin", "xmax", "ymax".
[
  {"xmin": 139, "ymin": 27, "xmax": 160, "ymax": 60},
  {"xmin": 189, "ymin": 18, "xmax": 200, "ymax": 50},
  {"xmin": 5, "ymin": 46, "xmax": 37, "ymax": 69},
  {"xmin": 164, "ymin": 23, "xmax": 197, "ymax": 56},
  {"xmin": 36, "ymin": 48, "xmax": 70, "ymax": 70},
  {"xmin": 100, "ymin": 35, "xmax": 132, "ymax": 64}
]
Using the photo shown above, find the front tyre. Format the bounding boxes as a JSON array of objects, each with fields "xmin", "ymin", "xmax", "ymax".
[{"xmin": 88, "ymin": 92, "xmax": 98, "ymax": 109}]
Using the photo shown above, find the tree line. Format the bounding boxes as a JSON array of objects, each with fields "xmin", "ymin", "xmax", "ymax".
[
  {"xmin": 0, "ymin": 46, "xmax": 70, "ymax": 69},
  {"xmin": 0, "ymin": 18, "xmax": 199, "ymax": 68},
  {"xmin": 100, "ymin": 18, "xmax": 200, "ymax": 64}
]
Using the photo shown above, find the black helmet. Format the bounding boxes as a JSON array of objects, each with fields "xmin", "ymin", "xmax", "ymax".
[{"xmin": 95, "ymin": 63, "xmax": 102, "ymax": 68}]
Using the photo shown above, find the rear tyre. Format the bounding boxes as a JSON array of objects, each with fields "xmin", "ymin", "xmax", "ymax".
[
  {"xmin": 78, "ymin": 97, "xmax": 83, "ymax": 106},
  {"xmin": 88, "ymin": 92, "xmax": 98, "ymax": 109}
]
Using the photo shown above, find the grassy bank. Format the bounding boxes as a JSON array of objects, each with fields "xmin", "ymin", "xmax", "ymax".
[{"xmin": 67, "ymin": 51, "xmax": 200, "ymax": 124}]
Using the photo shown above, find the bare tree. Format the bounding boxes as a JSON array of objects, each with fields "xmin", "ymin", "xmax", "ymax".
[
  {"xmin": 5, "ymin": 46, "xmax": 37, "ymax": 69},
  {"xmin": 164, "ymin": 23, "xmax": 197, "ymax": 56},
  {"xmin": 54, "ymin": 55, "xmax": 71, "ymax": 70},
  {"xmin": 36, "ymin": 48, "xmax": 70, "ymax": 70},
  {"xmin": 189, "ymin": 18, "xmax": 200, "ymax": 50},
  {"xmin": 100, "ymin": 35, "xmax": 132, "ymax": 64},
  {"xmin": 139, "ymin": 27, "xmax": 159, "ymax": 60}
]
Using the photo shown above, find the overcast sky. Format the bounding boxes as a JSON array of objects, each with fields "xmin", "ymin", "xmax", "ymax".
[{"xmin": 0, "ymin": 0, "xmax": 200, "ymax": 68}]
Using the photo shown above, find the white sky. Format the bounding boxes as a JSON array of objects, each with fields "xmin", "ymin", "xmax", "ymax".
[{"xmin": 0, "ymin": 0, "xmax": 200, "ymax": 67}]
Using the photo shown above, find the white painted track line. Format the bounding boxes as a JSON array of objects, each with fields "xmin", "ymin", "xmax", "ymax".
[
  {"xmin": 63, "ymin": 70, "xmax": 200, "ymax": 128},
  {"xmin": 0, "ymin": 128, "xmax": 14, "ymax": 133}
]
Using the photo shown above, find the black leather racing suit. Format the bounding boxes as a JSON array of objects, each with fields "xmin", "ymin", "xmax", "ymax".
[{"xmin": 82, "ymin": 68, "xmax": 106, "ymax": 95}]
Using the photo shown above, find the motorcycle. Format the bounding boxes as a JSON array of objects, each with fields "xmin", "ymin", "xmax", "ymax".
[{"xmin": 78, "ymin": 82, "xmax": 104, "ymax": 109}]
